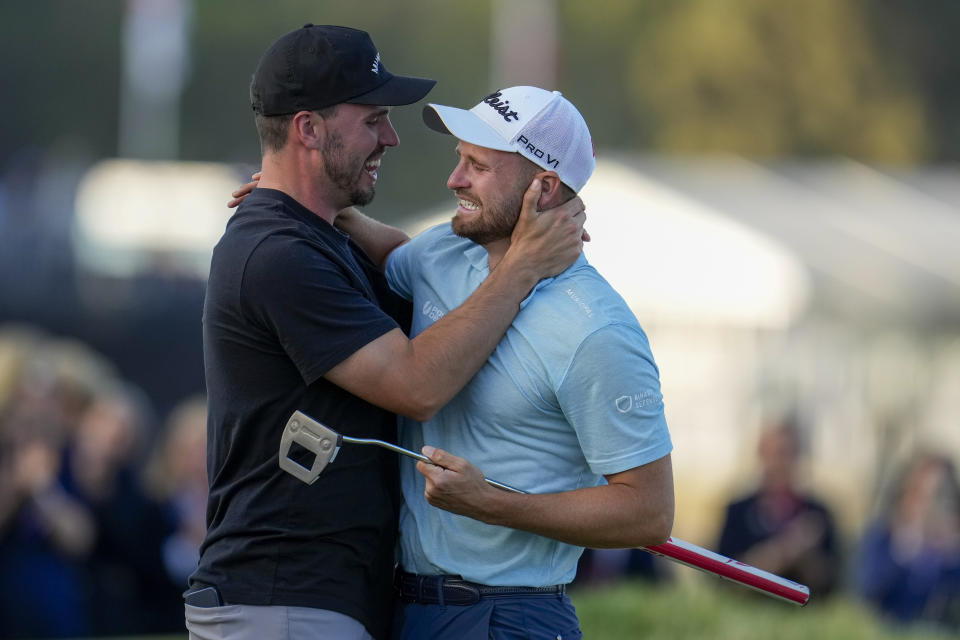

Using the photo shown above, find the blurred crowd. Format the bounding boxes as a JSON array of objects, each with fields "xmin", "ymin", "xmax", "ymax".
[
  {"xmin": 574, "ymin": 418, "xmax": 960, "ymax": 632},
  {"xmin": 2, "ymin": 324, "xmax": 959, "ymax": 638},
  {"xmin": 0, "ymin": 325, "xmax": 207, "ymax": 638}
]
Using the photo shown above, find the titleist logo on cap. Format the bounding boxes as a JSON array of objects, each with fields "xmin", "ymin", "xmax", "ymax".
[{"xmin": 482, "ymin": 91, "xmax": 519, "ymax": 123}]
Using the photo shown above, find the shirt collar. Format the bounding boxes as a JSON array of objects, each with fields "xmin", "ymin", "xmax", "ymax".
[{"xmin": 463, "ymin": 241, "xmax": 590, "ymax": 309}]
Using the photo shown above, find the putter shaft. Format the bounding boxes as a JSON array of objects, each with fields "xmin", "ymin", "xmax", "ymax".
[{"xmin": 342, "ymin": 435, "xmax": 525, "ymax": 494}]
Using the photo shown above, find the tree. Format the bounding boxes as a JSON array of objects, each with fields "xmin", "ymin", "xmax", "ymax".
[{"xmin": 564, "ymin": 0, "xmax": 931, "ymax": 163}]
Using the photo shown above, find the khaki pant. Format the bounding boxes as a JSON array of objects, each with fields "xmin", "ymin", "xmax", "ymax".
[{"xmin": 185, "ymin": 603, "xmax": 374, "ymax": 640}]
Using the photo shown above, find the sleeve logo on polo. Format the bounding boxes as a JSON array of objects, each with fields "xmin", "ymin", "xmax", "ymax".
[{"xmin": 615, "ymin": 391, "xmax": 659, "ymax": 413}]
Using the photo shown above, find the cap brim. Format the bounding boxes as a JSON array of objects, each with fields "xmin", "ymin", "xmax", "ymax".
[
  {"xmin": 422, "ymin": 104, "xmax": 514, "ymax": 151},
  {"xmin": 346, "ymin": 74, "xmax": 436, "ymax": 107}
]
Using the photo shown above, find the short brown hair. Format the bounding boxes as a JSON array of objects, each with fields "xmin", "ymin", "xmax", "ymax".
[{"xmin": 252, "ymin": 104, "xmax": 339, "ymax": 155}]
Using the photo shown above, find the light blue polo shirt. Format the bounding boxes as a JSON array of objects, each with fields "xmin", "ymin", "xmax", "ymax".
[{"xmin": 385, "ymin": 223, "xmax": 672, "ymax": 587}]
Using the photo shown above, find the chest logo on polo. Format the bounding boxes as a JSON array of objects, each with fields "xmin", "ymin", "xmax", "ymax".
[{"xmin": 422, "ymin": 299, "xmax": 445, "ymax": 322}]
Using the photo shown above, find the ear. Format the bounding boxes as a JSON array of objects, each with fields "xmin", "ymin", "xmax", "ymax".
[
  {"xmin": 535, "ymin": 171, "xmax": 563, "ymax": 210},
  {"xmin": 291, "ymin": 111, "xmax": 325, "ymax": 150}
]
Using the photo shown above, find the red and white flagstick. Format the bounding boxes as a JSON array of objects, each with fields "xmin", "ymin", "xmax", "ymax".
[{"xmin": 640, "ymin": 537, "xmax": 810, "ymax": 606}]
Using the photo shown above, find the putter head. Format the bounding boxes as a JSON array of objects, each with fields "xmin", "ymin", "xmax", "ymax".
[{"xmin": 278, "ymin": 410, "xmax": 343, "ymax": 484}]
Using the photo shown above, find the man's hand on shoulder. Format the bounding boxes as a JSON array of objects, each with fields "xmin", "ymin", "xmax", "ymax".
[{"xmin": 227, "ymin": 171, "xmax": 262, "ymax": 208}]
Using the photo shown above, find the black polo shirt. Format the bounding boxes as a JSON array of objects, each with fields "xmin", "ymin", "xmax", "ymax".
[{"xmin": 192, "ymin": 188, "xmax": 411, "ymax": 639}]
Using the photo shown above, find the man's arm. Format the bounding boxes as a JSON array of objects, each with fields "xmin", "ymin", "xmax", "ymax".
[
  {"xmin": 325, "ymin": 179, "xmax": 586, "ymax": 421},
  {"xmin": 416, "ymin": 448, "xmax": 674, "ymax": 549},
  {"xmin": 228, "ymin": 174, "xmax": 585, "ymax": 421},
  {"xmin": 334, "ymin": 207, "xmax": 409, "ymax": 269}
]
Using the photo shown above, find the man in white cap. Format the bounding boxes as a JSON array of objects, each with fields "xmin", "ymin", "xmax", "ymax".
[{"xmin": 333, "ymin": 86, "xmax": 675, "ymax": 639}]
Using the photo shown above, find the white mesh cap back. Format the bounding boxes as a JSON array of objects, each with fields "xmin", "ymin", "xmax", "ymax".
[{"xmin": 510, "ymin": 90, "xmax": 595, "ymax": 192}]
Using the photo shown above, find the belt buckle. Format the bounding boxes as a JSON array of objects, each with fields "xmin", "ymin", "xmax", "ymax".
[{"xmin": 443, "ymin": 579, "xmax": 481, "ymax": 606}]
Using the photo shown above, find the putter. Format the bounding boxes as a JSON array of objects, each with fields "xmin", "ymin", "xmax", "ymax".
[
  {"xmin": 279, "ymin": 410, "xmax": 523, "ymax": 493},
  {"xmin": 277, "ymin": 410, "xmax": 810, "ymax": 606}
]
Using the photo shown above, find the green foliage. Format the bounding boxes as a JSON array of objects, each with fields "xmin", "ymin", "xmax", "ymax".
[
  {"xmin": 571, "ymin": 580, "xmax": 955, "ymax": 640},
  {"xmin": 563, "ymin": 0, "xmax": 929, "ymax": 163},
  {"xmin": 0, "ymin": 0, "xmax": 125, "ymax": 160},
  {"xmin": 2, "ymin": 0, "xmax": 958, "ymax": 219}
]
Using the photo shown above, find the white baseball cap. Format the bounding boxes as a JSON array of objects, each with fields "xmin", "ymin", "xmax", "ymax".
[{"xmin": 422, "ymin": 86, "xmax": 596, "ymax": 192}]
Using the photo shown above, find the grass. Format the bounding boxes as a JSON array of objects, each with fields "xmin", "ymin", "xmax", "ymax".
[{"xmin": 569, "ymin": 579, "xmax": 955, "ymax": 640}]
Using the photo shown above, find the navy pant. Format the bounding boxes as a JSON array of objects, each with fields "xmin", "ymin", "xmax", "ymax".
[{"xmin": 393, "ymin": 593, "xmax": 583, "ymax": 640}]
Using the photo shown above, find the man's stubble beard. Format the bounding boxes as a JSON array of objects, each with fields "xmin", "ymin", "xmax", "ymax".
[
  {"xmin": 322, "ymin": 131, "xmax": 375, "ymax": 208},
  {"xmin": 451, "ymin": 178, "xmax": 528, "ymax": 246}
]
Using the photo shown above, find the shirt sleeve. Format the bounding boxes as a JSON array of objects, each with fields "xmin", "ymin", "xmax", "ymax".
[
  {"xmin": 556, "ymin": 323, "xmax": 673, "ymax": 476},
  {"xmin": 243, "ymin": 235, "xmax": 400, "ymax": 385},
  {"xmin": 385, "ymin": 224, "xmax": 451, "ymax": 301},
  {"xmin": 384, "ymin": 234, "xmax": 417, "ymax": 301}
]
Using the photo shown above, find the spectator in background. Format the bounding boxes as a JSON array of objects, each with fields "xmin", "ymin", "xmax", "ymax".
[
  {"xmin": 716, "ymin": 418, "xmax": 840, "ymax": 598},
  {"xmin": 144, "ymin": 394, "xmax": 209, "ymax": 590},
  {"xmin": 0, "ymin": 326, "xmax": 192, "ymax": 636},
  {"xmin": 855, "ymin": 452, "xmax": 960, "ymax": 630},
  {"xmin": 0, "ymin": 392, "xmax": 94, "ymax": 638},
  {"xmin": 0, "ymin": 329, "xmax": 110, "ymax": 638},
  {"xmin": 59, "ymin": 382, "xmax": 183, "ymax": 635}
]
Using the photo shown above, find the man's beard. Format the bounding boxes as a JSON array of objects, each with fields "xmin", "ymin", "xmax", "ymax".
[
  {"xmin": 451, "ymin": 186, "xmax": 525, "ymax": 245},
  {"xmin": 322, "ymin": 131, "xmax": 376, "ymax": 207}
]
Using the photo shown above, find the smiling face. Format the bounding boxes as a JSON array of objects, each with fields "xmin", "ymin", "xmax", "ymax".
[
  {"xmin": 320, "ymin": 103, "xmax": 399, "ymax": 208},
  {"xmin": 445, "ymin": 141, "xmax": 539, "ymax": 247}
]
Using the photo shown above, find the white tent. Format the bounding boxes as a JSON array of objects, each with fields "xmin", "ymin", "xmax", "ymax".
[
  {"xmin": 73, "ymin": 158, "xmax": 239, "ymax": 277},
  {"xmin": 579, "ymin": 159, "xmax": 810, "ymax": 329}
]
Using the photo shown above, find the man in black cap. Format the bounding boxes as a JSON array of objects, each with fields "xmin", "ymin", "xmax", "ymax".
[{"xmin": 184, "ymin": 25, "xmax": 586, "ymax": 640}]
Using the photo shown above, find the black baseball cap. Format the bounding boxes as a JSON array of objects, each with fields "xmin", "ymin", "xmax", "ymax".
[{"xmin": 251, "ymin": 24, "xmax": 436, "ymax": 116}]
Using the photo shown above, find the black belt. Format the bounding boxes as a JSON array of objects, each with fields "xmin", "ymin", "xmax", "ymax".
[{"xmin": 396, "ymin": 571, "xmax": 565, "ymax": 606}]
